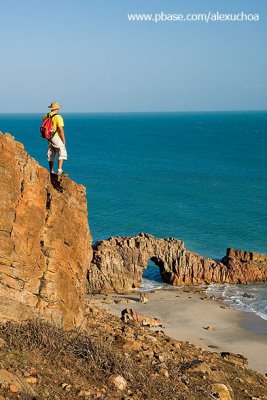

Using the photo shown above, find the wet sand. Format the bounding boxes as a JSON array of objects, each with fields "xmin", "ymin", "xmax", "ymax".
[{"xmin": 95, "ymin": 288, "xmax": 267, "ymax": 374}]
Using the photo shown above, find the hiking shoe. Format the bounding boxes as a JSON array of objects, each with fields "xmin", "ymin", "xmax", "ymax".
[{"xmin": 57, "ymin": 170, "xmax": 68, "ymax": 176}]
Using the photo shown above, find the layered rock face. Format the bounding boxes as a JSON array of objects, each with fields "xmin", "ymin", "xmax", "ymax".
[
  {"xmin": 222, "ymin": 248, "xmax": 267, "ymax": 284},
  {"xmin": 88, "ymin": 233, "xmax": 223, "ymax": 293},
  {"xmin": 0, "ymin": 132, "xmax": 92, "ymax": 328},
  {"xmin": 88, "ymin": 234, "xmax": 267, "ymax": 293}
]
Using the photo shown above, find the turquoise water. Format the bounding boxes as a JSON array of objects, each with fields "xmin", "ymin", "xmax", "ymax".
[
  {"xmin": 1, "ymin": 111, "xmax": 266, "ymax": 318},
  {"xmin": 1, "ymin": 111, "xmax": 266, "ymax": 258}
]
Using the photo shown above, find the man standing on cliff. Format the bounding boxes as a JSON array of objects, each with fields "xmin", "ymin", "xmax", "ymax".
[{"xmin": 45, "ymin": 101, "xmax": 67, "ymax": 175}]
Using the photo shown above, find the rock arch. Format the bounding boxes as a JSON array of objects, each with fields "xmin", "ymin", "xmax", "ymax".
[
  {"xmin": 147, "ymin": 256, "xmax": 166, "ymax": 281},
  {"xmin": 88, "ymin": 233, "xmax": 267, "ymax": 293},
  {"xmin": 87, "ymin": 233, "xmax": 226, "ymax": 293}
]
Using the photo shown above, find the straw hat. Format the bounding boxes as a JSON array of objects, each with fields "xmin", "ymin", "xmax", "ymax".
[{"xmin": 48, "ymin": 101, "xmax": 62, "ymax": 110}]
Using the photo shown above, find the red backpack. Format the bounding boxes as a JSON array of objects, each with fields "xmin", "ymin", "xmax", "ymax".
[{"xmin": 40, "ymin": 113, "xmax": 57, "ymax": 139}]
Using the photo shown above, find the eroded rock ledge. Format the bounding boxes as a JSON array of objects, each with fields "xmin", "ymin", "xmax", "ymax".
[
  {"xmin": 88, "ymin": 233, "xmax": 267, "ymax": 293},
  {"xmin": 0, "ymin": 132, "xmax": 92, "ymax": 328}
]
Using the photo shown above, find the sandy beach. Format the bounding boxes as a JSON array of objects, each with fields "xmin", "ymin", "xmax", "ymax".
[{"xmin": 95, "ymin": 288, "xmax": 267, "ymax": 374}]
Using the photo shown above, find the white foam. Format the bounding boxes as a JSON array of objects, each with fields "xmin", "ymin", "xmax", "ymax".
[
  {"xmin": 138, "ymin": 278, "xmax": 177, "ymax": 292},
  {"xmin": 205, "ymin": 283, "xmax": 267, "ymax": 321}
]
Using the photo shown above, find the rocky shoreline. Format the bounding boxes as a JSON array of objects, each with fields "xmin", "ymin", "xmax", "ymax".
[
  {"xmin": 1, "ymin": 297, "xmax": 267, "ymax": 399},
  {"xmin": 88, "ymin": 234, "xmax": 267, "ymax": 293},
  {"xmin": 1, "ymin": 132, "xmax": 267, "ymax": 399},
  {"xmin": 96, "ymin": 286, "xmax": 267, "ymax": 374}
]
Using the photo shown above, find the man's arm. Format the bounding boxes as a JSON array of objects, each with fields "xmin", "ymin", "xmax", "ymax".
[{"xmin": 58, "ymin": 126, "xmax": 66, "ymax": 145}]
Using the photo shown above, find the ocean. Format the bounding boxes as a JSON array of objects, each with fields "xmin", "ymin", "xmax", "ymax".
[{"xmin": 0, "ymin": 111, "xmax": 266, "ymax": 319}]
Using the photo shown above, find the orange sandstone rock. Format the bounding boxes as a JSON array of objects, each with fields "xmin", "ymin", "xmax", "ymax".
[
  {"xmin": 0, "ymin": 132, "xmax": 92, "ymax": 329},
  {"xmin": 121, "ymin": 308, "xmax": 163, "ymax": 328},
  {"xmin": 88, "ymin": 234, "xmax": 266, "ymax": 293},
  {"xmin": 122, "ymin": 340, "xmax": 142, "ymax": 351}
]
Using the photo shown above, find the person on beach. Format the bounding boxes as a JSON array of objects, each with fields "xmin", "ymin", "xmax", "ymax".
[{"xmin": 45, "ymin": 101, "xmax": 67, "ymax": 175}]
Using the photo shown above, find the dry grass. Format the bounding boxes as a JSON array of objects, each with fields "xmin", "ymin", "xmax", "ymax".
[
  {"xmin": 0, "ymin": 319, "xmax": 203, "ymax": 400},
  {"xmin": 1, "ymin": 317, "xmax": 265, "ymax": 400}
]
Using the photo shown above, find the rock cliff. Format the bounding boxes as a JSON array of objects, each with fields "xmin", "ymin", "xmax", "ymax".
[
  {"xmin": 0, "ymin": 132, "xmax": 92, "ymax": 328},
  {"xmin": 222, "ymin": 248, "xmax": 267, "ymax": 284},
  {"xmin": 1, "ymin": 132, "xmax": 266, "ymax": 315},
  {"xmin": 88, "ymin": 233, "xmax": 267, "ymax": 293}
]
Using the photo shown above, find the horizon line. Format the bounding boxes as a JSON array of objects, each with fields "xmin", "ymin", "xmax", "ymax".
[{"xmin": 0, "ymin": 109, "xmax": 266, "ymax": 115}]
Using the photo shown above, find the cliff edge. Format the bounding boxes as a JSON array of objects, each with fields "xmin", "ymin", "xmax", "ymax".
[{"xmin": 0, "ymin": 132, "xmax": 92, "ymax": 328}]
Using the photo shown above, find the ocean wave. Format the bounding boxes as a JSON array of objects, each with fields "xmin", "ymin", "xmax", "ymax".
[
  {"xmin": 205, "ymin": 283, "xmax": 267, "ymax": 321},
  {"xmin": 138, "ymin": 278, "xmax": 167, "ymax": 292}
]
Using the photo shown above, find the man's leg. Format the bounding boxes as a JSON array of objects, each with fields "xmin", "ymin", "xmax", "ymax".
[
  {"xmin": 47, "ymin": 142, "xmax": 56, "ymax": 173},
  {"xmin": 58, "ymin": 159, "xmax": 64, "ymax": 171},
  {"xmin": 49, "ymin": 161, "xmax": 55, "ymax": 173},
  {"xmin": 57, "ymin": 138, "xmax": 67, "ymax": 174}
]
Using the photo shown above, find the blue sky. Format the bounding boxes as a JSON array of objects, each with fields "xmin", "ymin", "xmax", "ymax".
[{"xmin": 0, "ymin": 0, "xmax": 266, "ymax": 112}]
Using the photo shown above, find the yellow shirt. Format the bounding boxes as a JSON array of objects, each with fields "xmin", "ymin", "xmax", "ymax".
[{"xmin": 43, "ymin": 112, "xmax": 64, "ymax": 136}]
